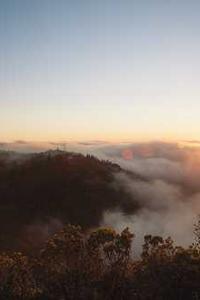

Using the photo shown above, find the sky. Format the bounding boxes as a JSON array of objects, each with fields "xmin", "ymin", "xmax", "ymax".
[{"xmin": 1, "ymin": 0, "xmax": 200, "ymax": 143}]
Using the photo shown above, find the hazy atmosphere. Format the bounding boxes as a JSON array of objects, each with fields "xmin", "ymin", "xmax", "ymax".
[
  {"xmin": 1, "ymin": 140, "xmax": 200, "ymax": 252},
  {"xmin": 1, "ymin": 1, "xmax": 200, "ymax": 299}
]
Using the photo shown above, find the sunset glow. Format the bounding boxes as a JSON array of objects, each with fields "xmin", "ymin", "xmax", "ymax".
[
  {"xmin": 1, "ymin": 2, "xmax": 200, "ymax": 297},
  {"xmin": 1, "ymin": 1, "xmax": 200, "ymax": 143}
]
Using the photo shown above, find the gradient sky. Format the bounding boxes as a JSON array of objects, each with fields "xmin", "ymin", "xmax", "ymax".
[{"xmin": 1, "ymin": 0, "xmax": 200, "ymax": 142}]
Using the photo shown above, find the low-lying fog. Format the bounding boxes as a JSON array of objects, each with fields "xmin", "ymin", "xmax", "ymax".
[{"xmin": 1, "ymin": 140, "xmax": 200, "ymax": 252}]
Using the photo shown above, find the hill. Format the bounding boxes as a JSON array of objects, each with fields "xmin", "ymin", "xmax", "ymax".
[{"xmin": 0, "ymin": 150, "xmax": 139, "ymax": 251}]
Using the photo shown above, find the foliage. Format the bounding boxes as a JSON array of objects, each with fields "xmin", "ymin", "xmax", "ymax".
[
  {"xmin": 0, "ymin": 151, "xmax": 199, "ymax": 299},
  {"xmin": 0, "ymin": 224, "xmax": 199, "ymax": 300},
  {"xmin": 194, "ymin": 215, "xmax": 200, "ymax": 250}
]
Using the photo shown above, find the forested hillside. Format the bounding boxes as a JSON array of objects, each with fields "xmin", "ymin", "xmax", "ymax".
[
  {"xmin": 0, "ymin": 150, "xmax": 139, "ymax": 251},
  {"xmin": 0, "ymin": 150, "xmax": 200, "ymax": 300}
]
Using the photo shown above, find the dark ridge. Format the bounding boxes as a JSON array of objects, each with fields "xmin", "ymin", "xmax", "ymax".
[{"xmin": 0, "ymin": 150, "xmax": 140, "ymax": 251}]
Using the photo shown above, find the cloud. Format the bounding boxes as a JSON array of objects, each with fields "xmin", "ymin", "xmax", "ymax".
[
  {"xmin": 99, "ymin": 142, "xmax": 200, "ymax": 253},
  {"xmin": 14, "ymin": 140, "xmax": 28, "ymax": 144},
  {"xmin": 0, "ymin": 142, "xmax": 8, "ymax": 148},
  {"xmin": 1, "ymin": 139, "xmax": 200, "ymax": 252},
  {"xmin": 184, "ymin": 140, "xmax": 200, "ymax": 144}
]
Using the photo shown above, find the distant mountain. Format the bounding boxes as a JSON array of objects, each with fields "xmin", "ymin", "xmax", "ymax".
[{"xmin": 0, "ymin": 150, "xmax": 139, "ymax": 251}]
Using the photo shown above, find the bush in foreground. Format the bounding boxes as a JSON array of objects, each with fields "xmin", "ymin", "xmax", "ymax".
[{"xmin": 0, "ymin": 221, "xmax": 199, "ymax": 300}]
